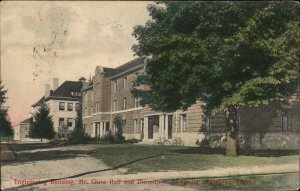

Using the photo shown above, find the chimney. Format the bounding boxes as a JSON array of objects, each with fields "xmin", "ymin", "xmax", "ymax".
[
  {"xmin": 45, "ymin": 84, "xmax": 50, "ymax": 97},
  {"xmin": 79, "ymin": 77, "xmax": 88, "ymax": 90},
  {"xmin": 52, "ymin": 78, "xmax": 59, "ymax": 91}
]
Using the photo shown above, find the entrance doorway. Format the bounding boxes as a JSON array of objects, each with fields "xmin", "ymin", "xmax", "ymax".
[{"xmin": 148, "ymin": 115, "xmax": 159, "ymax": 139}]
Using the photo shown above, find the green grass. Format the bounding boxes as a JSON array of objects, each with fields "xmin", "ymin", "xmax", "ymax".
[
  {"xmin": 167, "ymin": 172, "xmax": 299, "ymax": 190},
  {"xmin": 90, "ymin": 144, "xmax": 298, "ymax": 174}
]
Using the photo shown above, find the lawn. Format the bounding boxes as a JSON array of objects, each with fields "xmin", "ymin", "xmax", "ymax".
[{"xmin": 90, "ymin": 144, "xmax": 298, "ymax": 174}]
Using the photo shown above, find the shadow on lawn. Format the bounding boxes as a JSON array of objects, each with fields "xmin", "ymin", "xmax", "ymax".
[
  {"xmin": 1, "ymin": 149, "xmax": 90, "ymax": 166},
  {"xmin": 169, "ymin": 147, "xmax": 298, "ymax": 157},
  {"xmin": 9, "ymin": 143, "xmax": 65, "ymax": 152},
  {"xmin": 6, "ymin": 153, "xmax": 163, "ymax": 191},
  {"xmin": 239, "ymin": 149, "xmax": 298, "ymax": 157}
]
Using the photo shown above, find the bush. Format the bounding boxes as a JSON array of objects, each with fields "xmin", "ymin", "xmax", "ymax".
[
  {"xmin": 125, "ymin": 139, "xmax": 140, "ymax": 144},
  {"xmin": 49, "ymin": 139, "xmax": 69, "ymax": 145},
  {"xmin": 69, "ymin": 133, "xmax": 91, "ymax": 144},
  {"xmin": 196, "ymin": 138, "xmax": 210, "ymax": 147}
]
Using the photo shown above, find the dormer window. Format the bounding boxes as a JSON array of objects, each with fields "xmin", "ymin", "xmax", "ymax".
[{"xmin": 71, "ymin": 92, "xmax": 81, "ymax": 96}]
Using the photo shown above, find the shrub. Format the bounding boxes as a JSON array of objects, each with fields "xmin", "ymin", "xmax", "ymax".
[{"xmin": 125, "ymin": 139, "xmax": 140, "ymax": 144}]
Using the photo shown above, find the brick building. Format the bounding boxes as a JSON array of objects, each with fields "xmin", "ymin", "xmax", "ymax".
[{"xmin": 82, "ymin": 57, "xmax": 299, "ymax": 148}]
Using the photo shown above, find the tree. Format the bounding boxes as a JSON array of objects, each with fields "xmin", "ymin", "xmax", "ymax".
[
  {"xmin": 0, "ymin": 81, "xmax": 13, "ymax": 138},
  {"xmin": 132, "ymin": 2, "xmax": 299, "ymax": 155},
  {"xmin": 114, "ymin": 114, "xmax": 125, "ymax": 142},
  {"xmin": 30, "ymin": 104, "xmax": 55, "ymax": 141},
  {"xmin": 69, "ymin": 102, "xmax": 90, "ymax": 143}
]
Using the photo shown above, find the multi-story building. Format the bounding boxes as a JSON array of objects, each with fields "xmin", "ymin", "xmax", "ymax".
[
  {"xmin": 82, "ymin": 57, "xmax": 206, "ymax": 144},
  {"xmin": 83, "ymin": 57, "xmax": 299, "ymax": 149},
  {"xmin": 32, "ymin": 78, "xmax": 88, "ymax": 138}
]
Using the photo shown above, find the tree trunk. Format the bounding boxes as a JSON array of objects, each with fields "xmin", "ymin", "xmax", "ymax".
[
  {"xmin": 224, "ymin": 106, "xmax": 239, "ymax": 156},
  {"xmin": 41, "ymin": 138, "xmax": 43, "ymax": 142}
]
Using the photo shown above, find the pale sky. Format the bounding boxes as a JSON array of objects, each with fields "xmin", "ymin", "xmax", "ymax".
[{"xmin": 1, "ymin": 1, "xmax": 152, "ymax": 126}]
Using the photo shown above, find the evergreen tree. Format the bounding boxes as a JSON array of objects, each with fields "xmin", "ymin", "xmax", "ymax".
[
  {"xmin": 0, "ymin": 81, "xmax": 13, "ymax": 138},
  {"xmin": 69, "ymin": 102, "xmax": 89, "ymax": 143},
  {"xmin": 114, "ymin": 114, "xmax": 125, "ymax": 142},
  {"xmin": 132, "ymin": 2, "xmax": 299, "ymax": 155},
  {"xmin": 30, "ymin": 104, "xmax": 55, "ymax": 141}
]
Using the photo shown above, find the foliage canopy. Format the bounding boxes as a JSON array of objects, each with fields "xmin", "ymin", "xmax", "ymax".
[{"xmin": 132, "ymin": 1, "xmax": 299, "ymax": 113}]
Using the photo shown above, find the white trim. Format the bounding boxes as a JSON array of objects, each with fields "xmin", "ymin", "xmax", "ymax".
[
  {"xmin": 112, "ymin": 107, "xmax": 143, "ymax": 114},
  {"xmin": 144, "ymin": 112, "xmax": 174, "ymax": 117},
  {"xmin": 92, "ymin": 112, "xmax": 111, "ymax": 115},
  {"xmin": 91, "ymin": 107, "xmax": 144, "ymax": 115},
  {"xmin": 83, "ymin": 115, "xmax": 93, "ymax": 119},
  {"xmin": 144, "ymin": 113, "xmax": 164, "ymax": 117}
]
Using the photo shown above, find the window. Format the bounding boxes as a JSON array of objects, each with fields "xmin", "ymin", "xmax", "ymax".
[
  {"xmin": 205, "ymin": 117, "xmax": 211, "ymax": 132},
  {"xmin": 95, "ymin": 102, "xmax": 98, "ymax": 113},
  {"xmin": 113, "ymin": 100, "xmax": 117, "ymax": 111},
  {"xmin": 67, "ymin": 118, "xmax": 73, "ymax": 127},
  {"xmin": 59, "ymin": 102, "xmax": 65, "ymax": 111},
  {"xmin": 71, "ymin": 92, "xmax": 81, "ymax": 96},
  {"xmin": 68, "ymin": 103, "xmax": 73, "ymax": 111},
  {"xmin": 59, "ymin": 118, "xmax": 65, "ymax": 128},
  {"xmin": 134, "ymin": 119, "xmax": 138, "ymax": 133},
  {"xmin": 281, "ymin": 115, "xmax": 288, "ymax": 132},
  {"xmin": 180, "ymin": 114, "xmax": 187, "ymax": 132},
  {"xmin": 134, "ymin": 98, "xmax": 140, "ymax": 108},
  {"xmin": 112, "ymin": 81, "xmax": 117, "ymax": 92},
  {"xmin": 123, "ymin": 77, "xmax": 127, "ymax": 90},
  {"xmin": 123, "ymin": 98, "xmax": 127, "ymax": 110},
  {"xmin": 140, "ymin": 119, "xmax": 144, "ymax": 133}
]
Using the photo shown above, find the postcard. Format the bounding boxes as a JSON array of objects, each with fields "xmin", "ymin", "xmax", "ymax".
[{"xmin": 1, "ymin": 1, "xmax": 299, "ymax": 191}]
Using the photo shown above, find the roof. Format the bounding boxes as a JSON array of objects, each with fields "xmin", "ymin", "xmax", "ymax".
[
  {"xmin": 20, "ymin": 117, "xmax": 33, "ymax": 124},
  {"xmin": 103, "ymin": 67, "xmax": 115, "ymax": 77},
  {"xmin": 108, "ymin": 56, "xmax": 146, "ymax": 79},
  {"xmin": 48, "ymin": 81, "xmax": 82, "ymax": 98},
  {"xmin": 32, "ymin": 96, "xmax": 45, "ymax": 107},
  {"xmin": 32, "ymin": 81, "xmax": 82, "ymax": 107}
]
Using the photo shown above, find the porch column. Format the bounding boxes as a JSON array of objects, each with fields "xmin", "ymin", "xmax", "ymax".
[
  {"xmin": 159, "ymin": 115, "xmax": 164, "ymax": 138},
  {"xmin": 92, "ymin": 123, "xmax": 96, "ymax": 137},
  {"xmin": 144, "ymin": 117, "xmax": 148, "ymax": 139},
  {"xmin": 100, "ymin": 122, "xmax": 104, "ymax": 137},
  {"xmin": 165, "ymin": 115, "xmax": 169, "ymax": 139}
]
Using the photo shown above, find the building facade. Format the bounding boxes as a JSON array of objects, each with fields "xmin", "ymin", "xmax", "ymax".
[
  {"xmin": 14, "ymin": 117, "xmax": 32, "ymax": 141},
  {"xmin": 82, "ymin": 57, "xmax": 299, "ymax": 149},
  {"xmin": 32, "ymin": 78, "xmax": 87, "ymax": 138}
]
